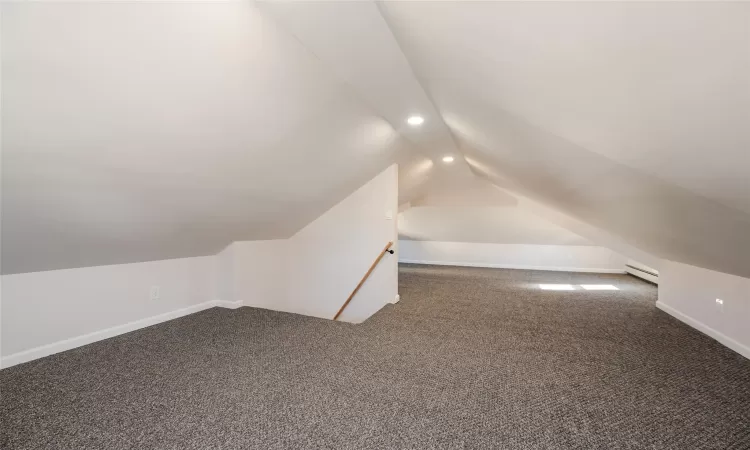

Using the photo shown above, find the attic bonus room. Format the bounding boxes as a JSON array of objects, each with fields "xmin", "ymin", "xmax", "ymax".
[{"xmin": 1, "ymin": 1, "xmax": 749, "ymax": 449}]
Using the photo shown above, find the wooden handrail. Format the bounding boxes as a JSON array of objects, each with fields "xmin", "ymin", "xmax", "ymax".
[{"xmin": 333, "ymin": 241, "xmax": 394, "ymax": 321}]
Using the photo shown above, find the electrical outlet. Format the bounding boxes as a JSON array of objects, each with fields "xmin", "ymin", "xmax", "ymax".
[
  {"xmin": 715, "ymin": 298, "xmax": 724, "ymax": 313},
  {"xmin": 150, "ymin": 286, "xmax": 160, "ymax": 301}
]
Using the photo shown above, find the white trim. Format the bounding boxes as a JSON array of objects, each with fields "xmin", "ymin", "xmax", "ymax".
[
  {"xmin": 390, "ymin": 294, "xmax": 400, "ymax": 304},
  {"xmin": 398, "ymin": 259, "xmax": 626, "ymax": 274},
  {"xmin": 213, "ymin": 300, "xmax": 243, "ymax": 309},
  {"xmin": 1, "ymin": 300, "xmax": 238, "ymax": 369},
  {"xmin": 656, "ymin": 301, "xmax": 750, "ymax": 360},
  {"xmin": 625, "ymin": 266, "xmax": 659, "ymax": 284}
]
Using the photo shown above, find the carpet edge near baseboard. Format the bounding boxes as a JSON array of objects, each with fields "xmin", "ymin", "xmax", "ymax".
[
  {"xmin": 0, "ymin": 299, "xmax": 242, "ymax": 370},
  {"xmin": 655, "ymin": 301, "xmax": 750, "ymax": 360},
  {"xmin": 398, "ymin": 259, "xmax": 626, "ymax": 274}
]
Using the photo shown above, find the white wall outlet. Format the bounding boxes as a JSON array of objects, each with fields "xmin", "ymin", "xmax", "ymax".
[
  {"xmin": 715, "ymin": 298, "xmax": 724, "ymax": 312},
  {"xmin": 150, "ymin": 286, "xmax": 160, "ymax": 301},
  {"xmin": 385, "ymin": 210, "xmax": 393, "ymax": 220}
]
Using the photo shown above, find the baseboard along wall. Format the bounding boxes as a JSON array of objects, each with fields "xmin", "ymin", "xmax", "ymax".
[
  {"xmin": 399, "ymin": 259, "xmax": 626, "ymax": 274},
  {"xmin": 656, "ymin": 301, "xmax": 750, "ymax": 360},
  {"xmin": 1, "ymin": 299, "xmax": 242, "ymax": 369}
]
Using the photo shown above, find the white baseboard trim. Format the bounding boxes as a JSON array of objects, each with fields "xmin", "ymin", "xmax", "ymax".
[
  {"xmin": 656, "ymin": 301, "xmax": 750, "ymax": 360},
  {"xmin": 212, "ymin": 300, "xmax": 243, "ymax": 309},
  {"xmin": 1, "ymin": 300, "xmax": 240, "ymax": 370},
  {"xmin": 390, "ymin": 294, "xmax": 400, "ymax": 304},
  {"xmin": 398, "ymin": 259, "xmax": 626, "ymax": 274},
  {"xmin": 625, "ymin": 266, "xmax": 659, "ymax": 284}
]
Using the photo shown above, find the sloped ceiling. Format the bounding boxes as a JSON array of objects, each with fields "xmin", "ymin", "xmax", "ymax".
[
  {"xmin": 399, "ymin": 205, "xmax": 593, "ymax": 247},
  {"xmin": 398, "ymin": 180, "xmax": 593, "ymax": 246},
  {"xmin": 2, "ymin": 1, "xmax": 749, "ymax": 278},
  {"xmin": 378, "ymin": 1, "xmax": 750, "ymax": 277},
  {"xmin": 1, "ymin": 1, "xmax": 429, "ymax": 273}
]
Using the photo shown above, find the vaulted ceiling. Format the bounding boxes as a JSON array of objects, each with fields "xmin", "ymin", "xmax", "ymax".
[{"xmin": 2, "ymin": 1, "xmax": 749, "ymax": 277}]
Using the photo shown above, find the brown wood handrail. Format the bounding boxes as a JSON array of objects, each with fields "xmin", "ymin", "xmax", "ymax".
[{"xmin": 333, "ymin": 241, "xmax": 394, "ymax": 321}]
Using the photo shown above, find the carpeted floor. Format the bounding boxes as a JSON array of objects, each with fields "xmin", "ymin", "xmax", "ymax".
[{"xmin": 2, "ymin": 265, "xmax": 749, "ymax": 449}]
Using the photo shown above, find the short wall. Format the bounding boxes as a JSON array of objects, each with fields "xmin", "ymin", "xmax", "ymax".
[
  {"xmin": 1, "ymin": 166, "xmax": 400, "ymax": 368},
  {"xmin": 223, "ymin": 165, "xmax": 398, "ymax": 322},
  {"xmin": 657, "ymin": 260, "xmax": 750, "ymax": 359},
  {"xmin": 398, "ymin": 240, "xmax": 627, "ymax": 273},
  {"xmin": 285, "ymin": 165, "xmax": 398, "ymax": 322},
  {"xmin": 1, "ymin": 256, "xmax": 217, "ymax": 368},
  {"xmin": 216, "ymin": 240, "xmax": 287, "ymax": 311}
]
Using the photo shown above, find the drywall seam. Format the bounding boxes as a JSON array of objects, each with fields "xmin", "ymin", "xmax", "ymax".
[
  {"xmin": 399, "ymin": 259, "xmax": 625, "ymax": 273},
  {"xmin": 1, "ymin": 300, "xmax": 238, "ymax": 369},
  {"xmin": 656, "ymin": 301, "xmax": 750, "ymax": 360}
]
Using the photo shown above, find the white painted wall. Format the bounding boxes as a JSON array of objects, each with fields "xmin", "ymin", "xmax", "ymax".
[
  {"xmin": 216, "ymin": 240, "xmax": 287, "ymax": 311},
  {"xmin": 0, "ymin": 166, "xmax": 399, "ymax": 368},
  {"xmin": 396, "ymin": 183, "xmax": 659, "ymax": 276},
  {"xmin": 657, "ymin": 261, "xmax": 750, "ymax": 359},
  {"xmin": 625, "ymin": 259, "xmax": 659, "ymax": 284},
  {"xmin": 399, "ymin": 240, "xmax": 626, "ymax": 273},
  {"xmin": 284, "ymin": 165, "xmax": 398, "ymax": 322},
  {"xmin": 221, "ymin": 165, "xmax": 399, "ymax": 321},
  {"xmin": 1, "ymin": 256, "xmax": 215, "ymax": 368}
]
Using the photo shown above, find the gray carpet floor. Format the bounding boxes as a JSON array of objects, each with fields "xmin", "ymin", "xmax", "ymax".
[{"xmin": 2, "ymin": 265, "xmax": 749, "ymax": 449}]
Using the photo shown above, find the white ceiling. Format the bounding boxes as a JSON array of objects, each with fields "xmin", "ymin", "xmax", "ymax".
[
  {"xmin": 1, "ymin": 2, "xmax": 430, "ymax": 273},
  {"xmin": 2, "ymin": 1, "xmax": 749, "ymax": 277},
  {"xmin": 399, "ymin": 181, "xmax": 592, "ymax": 246},
  {"xmin": 381, "ymin": 1, "xmax": 750, "ymax": 213},
  {"xmin": 379, "ymin": 1, "xmax": 750, "ymax": 277},
  {"xmin": 400, "ymin": 205, "xmax": 593, "ymax": 246}
]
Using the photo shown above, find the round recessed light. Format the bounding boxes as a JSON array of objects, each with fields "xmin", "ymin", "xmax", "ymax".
[
  {"xmin": 442, "ymin": 156, "xmax": 454, "ymax": 163},
  {"xmin": 407, "ymin": 115, "xmax": 424, "ymax": 126}
]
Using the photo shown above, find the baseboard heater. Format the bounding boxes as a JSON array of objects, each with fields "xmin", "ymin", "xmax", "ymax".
[{"xmin": 625, "ymin": 264, "xmax": 658, "ymax": 285}]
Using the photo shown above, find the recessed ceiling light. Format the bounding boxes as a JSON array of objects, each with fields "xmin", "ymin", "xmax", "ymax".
[
  {"xmin": 407, "ymin": 115, "xmax": 424, "ymax": 126},
  {"xmin": 442, "ymin": 156, "xmax": 454, "ymax": 163}
]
